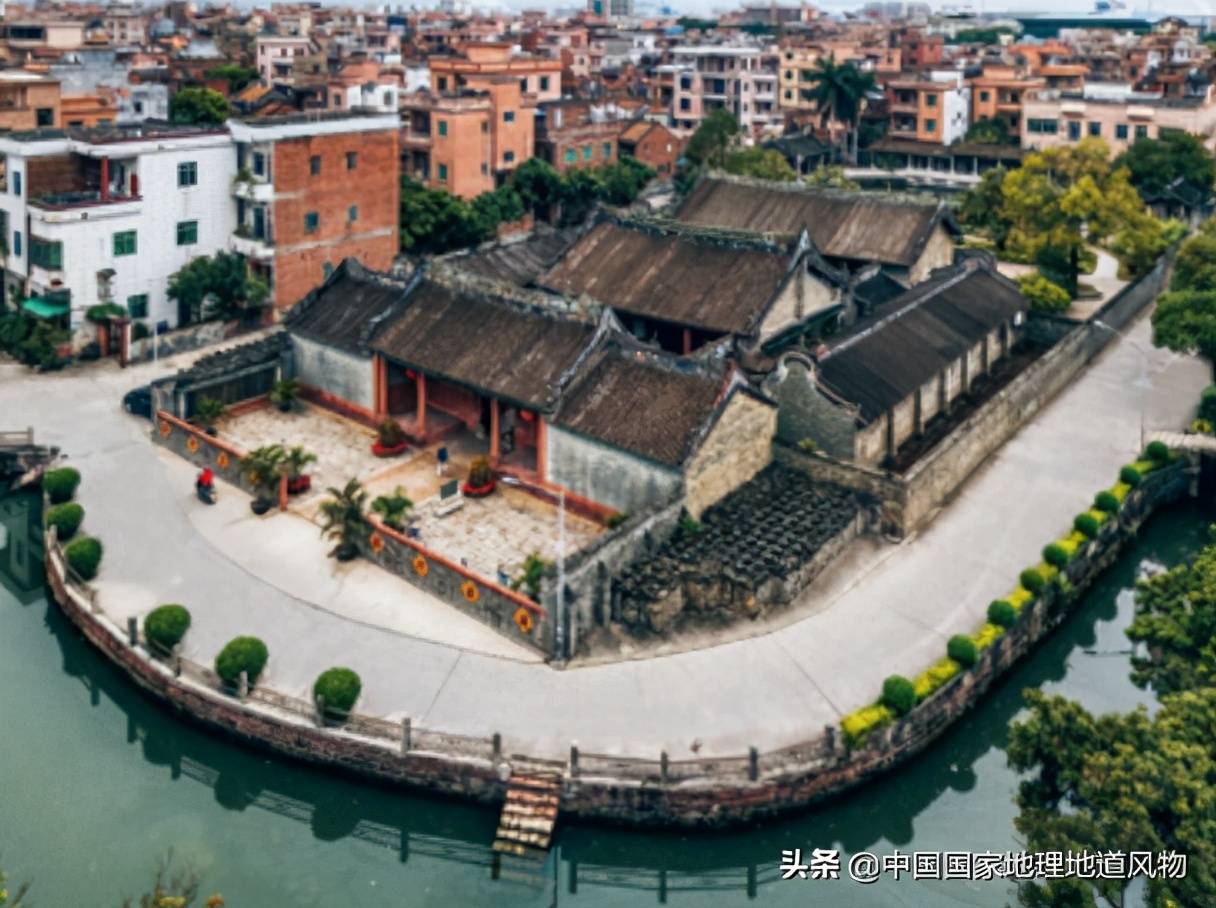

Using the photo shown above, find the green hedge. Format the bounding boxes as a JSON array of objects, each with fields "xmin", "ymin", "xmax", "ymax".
[
  {"xmin": 1119, "ymin": 464, "xmax": 1142, "ymax": 487},
  {"xmin": 1074, "ymin": 512, "xmax": 1101, "ymax": 539},
  {"xmin": 1094, "ymin": 490, "xmax": 1120, "ymax": 513},
  {"xmin": 64, "ymin": 536, "xmax": 102, "ymax": 580},
  {"xmin": 42, "ymin": 467, "xmax": 81, "ymax": 504},
  {"xmin": 947, "ymin": 634, "xmax": 978, "ymax": 667},
  {"xmin": 987, "ymin": 599, "xmax": 1018, "ymax": 628},
  {"xmin": 841, "ymin": 703, "xmax": 893, "ymax": 748},
  {"xmin": 215, "ymin": 636, "xmax": 269, "ymax": 687},
  {"xmin": 974, "ymin": 622, "xmax": 1005, "ymax": 650},
  {"xmin": 880, "ymin": 675, "xmax": 916, "ymax": 716},
  {"xmin": 913, "ymin": 658, "xmax": 961, "ymax": 701},
  {"xmin": 144, "ymin": 604, "xmax": 191, "ymax": 652},
  {"xmin": 1144, "ymin": 440, "xmax": 1170, "ymax": 463},
  {"xmin": 1042, "ymin": 542, "xmax": 1069, "ymax": 568},
  {"xmin": 1019, "ymin": 567, "xmax": 1046, "ymax": 594},
  {"xmin": 313, "ymin": 667, "xmax": 362, "ymax": 716},
  {"xmin": 45, "ymin": 502, "xmax": 84, "ymax": 540}
]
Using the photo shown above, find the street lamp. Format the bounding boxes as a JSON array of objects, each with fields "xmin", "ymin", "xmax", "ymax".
[{"xmin": 1094, "ymin": 319, "xmax": 1153, "ymax": 449}]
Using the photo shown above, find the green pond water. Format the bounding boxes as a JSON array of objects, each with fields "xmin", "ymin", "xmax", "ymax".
[{"xmin": 0, "ymin": 489, "xmax": 1205, "ymax": 907}]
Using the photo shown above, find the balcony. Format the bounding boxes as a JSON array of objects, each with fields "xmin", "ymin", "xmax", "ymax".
[
  {"xmin": 230, "ymin": 229, "xmax": 274, "ymax": 261},
  {"xmin": 232, "ymin": 178, "xmax": 274, "ymax": 203},
  {"xmin": 402, "ymin": 129, "xmax": 433, "ymax": 149}
]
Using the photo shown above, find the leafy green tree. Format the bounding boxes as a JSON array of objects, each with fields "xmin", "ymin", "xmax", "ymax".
[
  {"xmin": 684, "ymin": 109, "xmax": 739, "ymax": 169},
  {"xmin": 508, "ymin": 157, "xmax": 564, "ymax": 212},
  {"xmin": 399, "ymin": 177, "xmax": 483, "ymax": 253},
  {"xmin": 802, "ymin": 57, "xmax": 876, "ymax": 162},
  {"xmin": 1171, "ymin": 221, "xmax": 1216, "ymax": 293},
  {"xmin": 1154, "ymin": 290, "xmax": 1216, "ymax": 378},
  {"xmin": 167, "ymin": 251, "xmax": 267, "ymax": 324},
  {"xmin": 803, "ymin": 165, "xmax": 860, "ymax": 190},
  {"xmin": 1017, "ymin": 273, "xmax": 1071, "ymax": 312},
  {"xmin": 957, "ymin": 167, "xmax": 1011, "ymax": 247},
  {"xmin": 1115, "ymin": 130, "xmax": 1216, "ymax": 199},
  {"xmin": 964, "ymin": 116, "xmax": 1013, "ymax": 146},
  {"xmin": 169, "ymin": 87, "xmax": 229, "ymax": 125},
  {"xmin": 723, "ymin": 147, "xmax": 797, "ymax": 182},
  {"xmin": 205, "ymin": 64, "xmax": 259, "ymax": 93}
]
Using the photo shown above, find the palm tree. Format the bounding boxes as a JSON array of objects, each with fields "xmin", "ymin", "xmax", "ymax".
[
  {"xmin": 371, "ymin": 486, "xmax": 413, "ymax": 530},
  {"xmin": 804, "ymin": 57, "xmax": 876, "ymax": 165},
  {"xmin": 318, "ymin": 478, "xmax": 369, "ymax": 561},
  {"xmin": 279, "ymin": 445, "xmax": 317, "ymax": 480},
  {"xmin": 242, "ymin": 444, "xmax": 285, "ymax": 513}
]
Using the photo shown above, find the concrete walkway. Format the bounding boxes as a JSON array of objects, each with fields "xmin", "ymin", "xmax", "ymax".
[{"xmin": 1, "ymin": 312, "xmax": 1207, "ymax": 761}]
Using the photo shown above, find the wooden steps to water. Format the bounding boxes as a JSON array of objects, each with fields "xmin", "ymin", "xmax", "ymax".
[{"xmin": 492, "ymin": 771, "xmax": 561, "ymax": 858}]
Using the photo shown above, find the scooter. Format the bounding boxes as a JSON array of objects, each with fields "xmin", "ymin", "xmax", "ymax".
[{"xmin": 196, "ymin": 483, "xmax": 217, "ymax": 505}]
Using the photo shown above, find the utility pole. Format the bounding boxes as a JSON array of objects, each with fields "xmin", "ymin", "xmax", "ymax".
[{"xmin": 556, "ymin": 488, "xmax": 566, "ymax": 661}]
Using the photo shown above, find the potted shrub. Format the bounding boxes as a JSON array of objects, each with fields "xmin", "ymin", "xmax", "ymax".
[
  {"xmin": 190, "ymin": 396, "xmax": 226, "ymax": 436},
  {"xmin": 313, "ymin": 667, "xmax": 362, "ymax": 721},
  {"xmin": 281, "ymin": 445, "xmax": 317, "ymax": 496},
  {"xmin": 215, "ymin": 636, "xmax": 269, "ymax": 689},
  {"xmin": 319, "ymin": 478, "xmax": 369, "ymax": 561},
  {"xmin": 243, "ymin": 444, "xmax": 285, "ymax": 515},
  {"xmin": 65, "ymin": 536, "xmax": 103, "ymax": 581},
  {"xmin": 462, "ymin": 456, "xmax": 496, "ymax": 497},
  {"xmin": 42, "ymin": 466, "xmax": 81, "ymax": 504},
  {"xmin": 269, "ymin": 378, "xmax": 299, "ymax": 413},
  {"xmin": 144, "ymin": 604, "xmax": 191, "ymax": 654},
  {"xmin": 45, "ymin": 502, "xmax": 84, "ymax": 540},
  {"xmin": 371, "ymin": 486, "xmax": 413, "ymax": 530},
  {"xmin": 371, "ymin": 418, "xmax": 408, "ymax": 457}
]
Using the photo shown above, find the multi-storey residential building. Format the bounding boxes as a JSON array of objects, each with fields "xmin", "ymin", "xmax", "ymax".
[
  {"xmin": 229, "ymin": 112, "xmax": 400, "ymax": 313},
  {"xmin": 429, "ymin": 42, "xmax": 562, "ymax": 105},
  {"xmin": 617, "ymin": 119, "xmax": 683, "ymax": 176},
  {"xmin": 969, "ymin": 64, "xmax": 1045, "ymax": 143},
  {"xmin": 664, "ymin": 46, "xmax": 782, "ymax": 136},
  {"xmin": 0, "ymin": 123, "xmax": 235, "ymax": 330},
  {"xmin": 255, "ymin": 35, "xmax": 315, "ymax": 87},
  {"xmin": 885, "ymin": 71, "xmax": 971, "ymax": 146},
  {"xmin": 0, "ymin": 72, "xmax": 59, "ymax": 131},
  {"xmin": 1021, "ymin": 82, "xmax": 1216, "ymax": 154},
  {"xmin": 777, "ymin": 43, "xmax": 899, "ymax": 113},
  {"xmin": 535, "ymin": 101, "xmax": 628, "ymax": 173}
]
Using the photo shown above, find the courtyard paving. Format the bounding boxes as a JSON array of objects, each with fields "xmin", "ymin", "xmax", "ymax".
[{"xmin": 1, "ymin": 309, "xmax": 1207, "ymax": 760}]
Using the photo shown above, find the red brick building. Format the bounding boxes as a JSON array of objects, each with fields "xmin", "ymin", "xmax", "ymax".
[
  {"xmin": 229, "ymin": 112, "xmax": 401, "ymax": 313},
  {"xmin": 617, "ymin": 120, "xmax": 683, "ymax": 176}
]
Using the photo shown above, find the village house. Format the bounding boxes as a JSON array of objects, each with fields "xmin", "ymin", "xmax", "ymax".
[
  {"xmin": 616, "ymin": 119, "xmax": 682, "ymax": 177},
  {"xmin": 673, "ymin": 175, "xmax": 961, "ymax": 287}
]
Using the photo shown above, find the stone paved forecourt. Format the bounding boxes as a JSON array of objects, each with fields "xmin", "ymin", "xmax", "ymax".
[{"xmin": 1, "ymin": 310, "xmax": 1207, "ymax": 772}]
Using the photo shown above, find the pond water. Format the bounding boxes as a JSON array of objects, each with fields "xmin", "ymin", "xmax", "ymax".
[{"xmin": 0, "ymin": 489, "xmax": 1205, "ymax": 907}]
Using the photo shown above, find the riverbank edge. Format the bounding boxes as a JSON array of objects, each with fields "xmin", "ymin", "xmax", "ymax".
[{"xmin": 39, "ymin": 461, "xmax": 1194, "ymax": 828}]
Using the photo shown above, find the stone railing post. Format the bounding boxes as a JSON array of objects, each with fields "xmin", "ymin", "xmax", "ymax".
[
  {"xmin": 315, "ymin": 694, "xmax": 326, "ymax": 727},
  {"xmin": 238, "ymin": 670, "xmax": 248, "ymax": 700},
  {"xmin": 660, "ymin": 750, "xmax": 669, "ymax": 783},
  {"xmin": 127, "ymin": 616, "xmax": 138, "ymax": 647},
  {"xmin": 401, "ymin": 717, "xmax": 412, "ymax": 755},
  {"xmin": 173, "ymin": 644, "xmax": 182, "ymax": 678},
  {"xmin": 748, "ymin": 746, "xmax": 759, "ymax": 782},
  {"xmin": 569, "ymin": 742, "xmax": 579, "ymax": 778},
  {"xmin": 492, "ymin": 732, "xmax": 501, "ymax": 757}
]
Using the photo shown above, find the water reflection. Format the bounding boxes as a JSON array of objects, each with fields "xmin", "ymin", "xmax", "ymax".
[{"xmin": 2, "ymin": 488, "xmax": 1208, "ymax": 906}]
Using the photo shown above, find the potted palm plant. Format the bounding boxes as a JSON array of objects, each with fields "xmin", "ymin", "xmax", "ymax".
[
  {"xmin": 319, "ymin": 478, "xmax": 369, "ymax": 561},
  {"xmin": 462, "ymin": 456, "xmax": 497, "ymax": 497},
  {"xmin": 191, "ymin": 396, "xmax": 226, "ymax": 436},
  {"xmin": 269, "ymin": 378, "xmax": 300, "ymax": 413},
  {"xmin": 371, "ymin": 418, "xmax": 408, "ymax": 457},
  {"xmin": 371, "ymin": 486, "xmax": 413, "ymax": 531},
  {"xmin": 281, "ymin": 444, "xmax": 317, "ymax": 495},
  {"xmin": 243, "ymin": 444, "xmax": 285, "ymax": 515}
]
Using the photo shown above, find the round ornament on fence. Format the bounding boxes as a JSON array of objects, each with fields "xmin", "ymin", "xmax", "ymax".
[
  {"xmin": 514, "ymin": 606, "xmax": 534, "ymax": 635},
  {"xmin": 159, "ymin": 420, "xmax": 172, "ymax": 437},
  {"xmin": 413, "ymin": 554, "xmax": 429, "ymax": 577},
  {"xmin": 369, "ymin": 531, "xmax": 385, "ymax": 554},
  {"xmin": 186, "ymin": 435, "xmax": 200, "ymax": 453},
  {"xmin": 461, "ymin": 580, "xmax": 479, "ymax": 603},
  {"xmin": 217, "ymin": 451, "xmax": 230, "ymax": 469}
]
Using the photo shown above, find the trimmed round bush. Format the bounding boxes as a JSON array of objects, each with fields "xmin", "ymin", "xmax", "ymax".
[
  {"xmin": 1120, "ymin": 464, "xmax": 1142, "ymax": 487},
  {"xmin": 1094, "ymin": 490, "xmax": 1120, "ymax": 513},
  {"xmin": 1144, "ymin": 440, "xmax": 1170, "ymax": 463},
  {"xmin": 987, "ymin": 599, "xmax": 1018, "ymax": 628},
  {"xmin": 144, "ymin": 604, "xmax": 191, "ymax": 652},
  {"xmin": 1043, "ymin": 542, "xmax": 1070, "ymax": 569},
  {"xmin": 45, "ymin": 502, "xmax": 84, "ymax": 540},
  {"xmin": 947, "ymin": 634, "xmax": 979, "ymax": 668},
  {"xmin": 313, "ymin": 667, "xmax": 362, "ymax": 716},
  {"xmin": 1019, "ymin": 568, "xmax": 1046, "ymax": 594},
  {"xmin": 42, "ymin": 467, "xmax": 81, "ymax": 504},
  {"xmin": 215, "ymin": 636, "xmax": 269, "ymax": 687},
  {"xmin": 1074, "ymin": 512, "xmax": 1101, "ymax": 539},
  {"xmin": 64, "ymin": 535, "xmax": 102, "ymax": 581},
  {"xmin": 880, "ymin": 675, "xmax": 916, "ymax": 716}
]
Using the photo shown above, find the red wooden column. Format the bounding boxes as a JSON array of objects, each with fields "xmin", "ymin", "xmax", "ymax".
[
  {"xmin": 416, "ymin": 372, "xmax": 427, "ymax": 438},
  {"xmin": 100, "ymin": 157, "xmax": 110, "ymax": 201},
  {"xmin": 489, "ymin": 398, "xmax": 501, "ymax": 465},
  {"xmin": 278, "ymin": 474, "xmax": 288, "ymax": 511},
  {"xmin": 535, "ymin": 416, "xmax": 547, "ymax": 481},
  {"xmin": 682, "ymin": 328, "xmax": 692, "ymax": 355}
]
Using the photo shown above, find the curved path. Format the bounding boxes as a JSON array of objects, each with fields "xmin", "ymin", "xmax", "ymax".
[{"xmin": 2, "ymin": 313, "xmax": 1206, "ymax": 761}]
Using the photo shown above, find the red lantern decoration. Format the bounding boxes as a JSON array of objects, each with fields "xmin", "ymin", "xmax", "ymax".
[
  {"xmin": 519, "ymin": 410, "xmax": 535, "ymax": 423},
  {"xmin": 405, "ymin": 369, "xmax": 417, "ymax": 380}
]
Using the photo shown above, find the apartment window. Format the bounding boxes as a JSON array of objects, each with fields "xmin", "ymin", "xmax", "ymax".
[
  {"xmin": 504, "ymin": 110, "xmax": 516, "ymax": 123},
  {"xmin": 564, "ymin": 148, "xmax": 576, "ymax": 163},
  {"xmin": 1116, "ymin": 123, "xmax": 1129, "ymax": 140},
  {"xmin": 322, "ymin": 262, "xmax": 333, "ymax": 280},
  {"xmin": 29, "ymin": 236, "xmax": 62, "ymax": 269},
  {"xmin": 35, "ymin": 107, "xmax": 53, "ymax": 127},
  {"xmin": 1135, "ymin": 124, "xmax": 1149, "ymax": 140},
  {"xmin": 1028, "ymin": 118, "xmax": 1059, "ymax": 135},
  {"xmin": 679, "ymin": 98, "xmax": 690, "ymax": 111},
  {"xmin": 310, "ymin": 155, "xmax": 321, "ymax": 175},
  {"xmin": 438, "ymin": 163, "xmax": 448, "ymax": 182},
  {"xmin": 112, "ymin": 230, "xmax": 137, "ymax": 257},
  {"xmin": 925, "ymin": 93, "xmax": 937, "ymax": 107},
  {"xmin": 348, "ymin": 204, "xmax": 358, "ymax": 223},
  {"xmin": 176, "ymin": 220, "xmax": 198, "ymax": 246},
  {"xmin": 1088, "ymin": 121, "xmax": 1102, "ymax": 137},
  {"xmin": 12, "ymin": 172, "xmax": 20, "ymax": 196},
  {"xmin": 346, "ymin": 151, "xmax": 357, "ymax": 170},
  {"xmin": 504, "ymin": 151, "xmax": 515, "ymax": 164},
  {"xmin": 582, "ymin": 145, "xmax": 593, "ymax": 161},
  {"xmin": 438, "ymin": 120, "xmax": 448, "ymax": 137},
  {"xmin": 540, "ymin": 76, "xmax": 550, "ymax": 91},
  {"xmin": 602, "ymin": 142, "xmax": 612, "ymax": 159},
  {"xmin": 1068, "ymin": 121, "xmax": 1082, "ymax": 141},
  {"xmin": 126, "ymin": 294, "xmax": 148, "ymax": 319},
  {"xmin": 437, "ymin": 76, "xmax": 448, "ymax": 91},
  {"xmin": 923, "ymin": 119, "xmax": 937, "ymax": 133},
  {"xmin": 177, "ymin": 161, "xmax": 198, "ymax": 187},
  {"xmin": 979, "ymin": 90, "xmax": 990, "ymax": 102},
  {"xmin": 784, "ymin": 89, "xmax": 792, "ymax": 100},
  {"xmin": 304, "ymin": 212, "xmax": 319, "ymax": 233},
  {"xmin": 252, "ymin": 151, "xmax": 266, "ymax": 176},
  {"xmin": 12, "ymin": 230, "xmax": 19, "ymax": 257},
  {"xmin": 519, "ymin": 78, "xmax": 528, "ymax": 92}
]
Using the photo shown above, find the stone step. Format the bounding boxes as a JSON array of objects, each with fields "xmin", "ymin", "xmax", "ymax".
[
  {"xmin": 510, "ymin": 773, "xmax": 562, "ymax": 792},
  {"xmin": 494, "ymin": 828, "xmax": 552, "ymax": 850},
  {"xmin": 505, "ymin": 789, "xmax": 560, "ymax": 808},
  {"xmin": 502, "ymin": 801, "xmax": 558, "ymax": 820},
  {"xmin": 499, "ymin": 814, "xmax": 556, "ymax": 834}
]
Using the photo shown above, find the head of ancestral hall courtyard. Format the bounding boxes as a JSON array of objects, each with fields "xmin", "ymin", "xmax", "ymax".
[{"xmin": 134, "ymin": 173, "xmax": 1096, "ymax": 665}]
